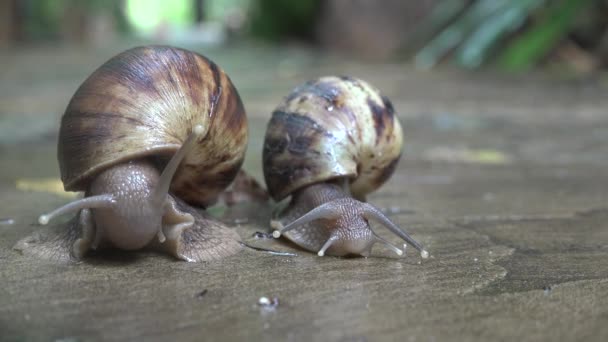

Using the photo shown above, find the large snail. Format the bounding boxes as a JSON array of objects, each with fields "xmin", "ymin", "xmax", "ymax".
[
  {"xmin": 263, "ymin": 76, "xmax": 428, "ymax": 258},
  {"xmin": 19, "ymin": 46, "xmax": 247, "ymax": 262}
]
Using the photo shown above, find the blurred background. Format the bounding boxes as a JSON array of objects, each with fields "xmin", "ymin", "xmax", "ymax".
[{"xmin": 1, "ymin": 0, "xmax": 608, "ymax": 73}]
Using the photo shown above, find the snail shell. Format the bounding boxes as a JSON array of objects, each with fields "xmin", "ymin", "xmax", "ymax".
[
  {"xmin": 16, "ymin": 46, "xmax": 247, "ymax": 262},
  {"xmin": 60, "ymin": 45, "xmax": 247, "ymax": 207},
  {"xmin": 264, "ymin": 76, "xmax": 427, "ymax": 258},
  {"xmin": 263, "ymin": 76, "xmax": 403, "ymax": 202}
]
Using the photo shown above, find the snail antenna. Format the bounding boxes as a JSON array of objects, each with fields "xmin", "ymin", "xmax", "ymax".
[
  {"xmin": 38, "ymin": 194, "xmax": 116, "ymax": 225},
  {"xmin": 153, "ymin": 125, "xmax": 204, "ymax": 205},
  {"xmin": 372, "ymin": 232, "xmax": 403, "ymax": 256},
  {"xmin": 272, "ymin": 201, "xmax": 341, "ymax": 238},
  {"xmin": 361, "ymin": 203, "xmax": 429, "ymax": 258},
  {"xmin": 317, "ymin": 235, "xmax": 338, "ymax": 257}
]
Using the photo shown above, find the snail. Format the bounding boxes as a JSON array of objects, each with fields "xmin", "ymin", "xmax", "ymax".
[
  {"xmin": 263, "ymin": 76, "xmax": 429, "ymax": 258},
  {"xmin": 25, "ymin": 46, "xmax": 247, "ymax": 262}
]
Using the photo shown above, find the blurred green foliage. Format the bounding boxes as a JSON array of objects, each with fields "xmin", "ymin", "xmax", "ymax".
[
  {"xmin": 22, "ymin": 0, "xmax": 65, "ymax": 40},
  {"xmin": 498, "ymin": 0, "xmax": 595, "ymax": 71},
  {"xmin": 415, "ymin": 0, "xmax": 600, "ymax": 71},
  {"xmin": 19, "ymin": 0, "xmax": 127, "ymax": 41},
  {"xmin": 12, "ymin": 0, "xmax": 605, "ymax": 71},
  {"xmin": 249, "ymin": 0, "xmax": 321, "ymax": 42}
]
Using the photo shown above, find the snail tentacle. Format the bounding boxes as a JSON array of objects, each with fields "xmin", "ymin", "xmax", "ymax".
[
  {"xmin": 372, "ymin": 232, "xmax": 404, "ymax": 256},
  {"xmin": 160, "ymin": 196, "xmax": 195, "ymax": 244},
  {"xmin": 272, "ymin": 200, "xmax": 342, "ymax": 238},
  {"xmin": 361, "ymin": 203, "xmax": 428, "ymax": 258},
  {"xmin": 152, "ymin": 125, "xmax": 204, "ymax": 206},
  {"xmin": 38, "ymin": 194, "xmax": 116, "ymax": 225},
  {"xmin": 317, "ymin": 235, "xmax": 338, "ymax": 257},
  {"xmin": 72, "ymin": 209, "xmax": 95, "ymax": 258},
  {"xmin": 153, "ymin": 197, "xmax": 242, "ymax": 262},
  {"xmin": 148, "ymin": 124, "xmax": 204, "ymax": 245}
]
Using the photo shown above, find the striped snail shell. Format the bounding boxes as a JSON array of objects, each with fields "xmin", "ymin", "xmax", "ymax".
[
  {"xmin": 59, "ymin": 45, "xmax": 247, "ymax": 207},
  {"xmin": 263, "ymin": 76, "xmax": 428, "ymax": 258},
  {"xmin": 20, "ymin": 46, "xmax": 247, "ymax": 262}
]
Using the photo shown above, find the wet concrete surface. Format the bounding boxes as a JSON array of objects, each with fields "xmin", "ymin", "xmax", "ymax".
[{"xmin": 1, "ymin": 44, "xmax": 607, "ymax": 341}]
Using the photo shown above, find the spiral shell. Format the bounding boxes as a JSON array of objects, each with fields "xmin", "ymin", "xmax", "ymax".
[
  {"xmin": 58, "ymin": 46, "xmax": 247, "ymax": 207},
  {"xmin": 263, "ymin": 76, "xmax": 403, "ymax": 201}
]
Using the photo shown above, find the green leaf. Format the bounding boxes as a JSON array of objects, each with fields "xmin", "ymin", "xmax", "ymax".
[
  {"xmin": 456, "ymin": 0, "xmax": 544, "ymax": 69},
  {"xmin": 497, "ymin": 0, "xmax": 595, "ymax": 71},
  {"xmin": 415, "ymin": 0, "xmax": 512, "ymax": 69}
]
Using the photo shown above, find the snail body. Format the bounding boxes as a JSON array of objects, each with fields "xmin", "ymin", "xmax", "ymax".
[
  {"xmin": 32, "ymin": 46, "xmax": 247, "ymax": 262},
  {"xmin": 263, "ymin": 76, "xmax": 428, "ymax": 258}
]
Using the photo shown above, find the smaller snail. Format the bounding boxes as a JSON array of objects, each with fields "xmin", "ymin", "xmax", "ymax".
[
  {"xmin": 263, "ymin": 76, "xmax": 428, "ymax": 258},
  {"xmin": 17, "ymin": 46, "xmax": 247, "ymax": 262}
]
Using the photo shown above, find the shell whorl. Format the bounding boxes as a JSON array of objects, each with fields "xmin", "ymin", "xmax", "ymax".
[
  {"xmin": 58, "ymin": 46, "xmax": 247, "ymax": 207},
  {"xmin": 263, "ymin": 76, "xmax": 403, "ymax": 201}
]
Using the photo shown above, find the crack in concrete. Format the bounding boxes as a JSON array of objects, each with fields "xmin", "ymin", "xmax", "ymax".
[{"xmin": 451, "ymin": 208, "xmax": 608, "ymax": 296}]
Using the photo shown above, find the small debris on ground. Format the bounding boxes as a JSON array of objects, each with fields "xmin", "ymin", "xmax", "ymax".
[
  {"xmin": 0, "ymin": 218, "xmax": 15, "ymax": 225},
  {"xmin": 252, "ymin": 231, "xmax": 274, "ymax": 239},
  {"xmin": 257, "ymin": 296, "xmax": 279, "ymax": 309},
  {"xmin": 195, "ymin": 289, "xmax": 208, "ymax": 299}
]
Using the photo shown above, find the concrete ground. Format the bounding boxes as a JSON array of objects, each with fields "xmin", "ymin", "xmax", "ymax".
[{"xmin": 1, "ymin": 44, "xmax": 607, "ymax": 341}]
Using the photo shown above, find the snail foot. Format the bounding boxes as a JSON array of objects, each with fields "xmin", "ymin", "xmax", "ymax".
[{"xmin": 155, "ymin": 198, "xmax": 242, "ymax": 262}]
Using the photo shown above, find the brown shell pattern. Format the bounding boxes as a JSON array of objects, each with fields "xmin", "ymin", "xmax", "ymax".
[
  {"xmin": 58, "ymin": 46, "xmax": 248, "ymax": 207},
  {"xmin": 263, "ymin": 76, "xmax": 403, "ymax": 201}
]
